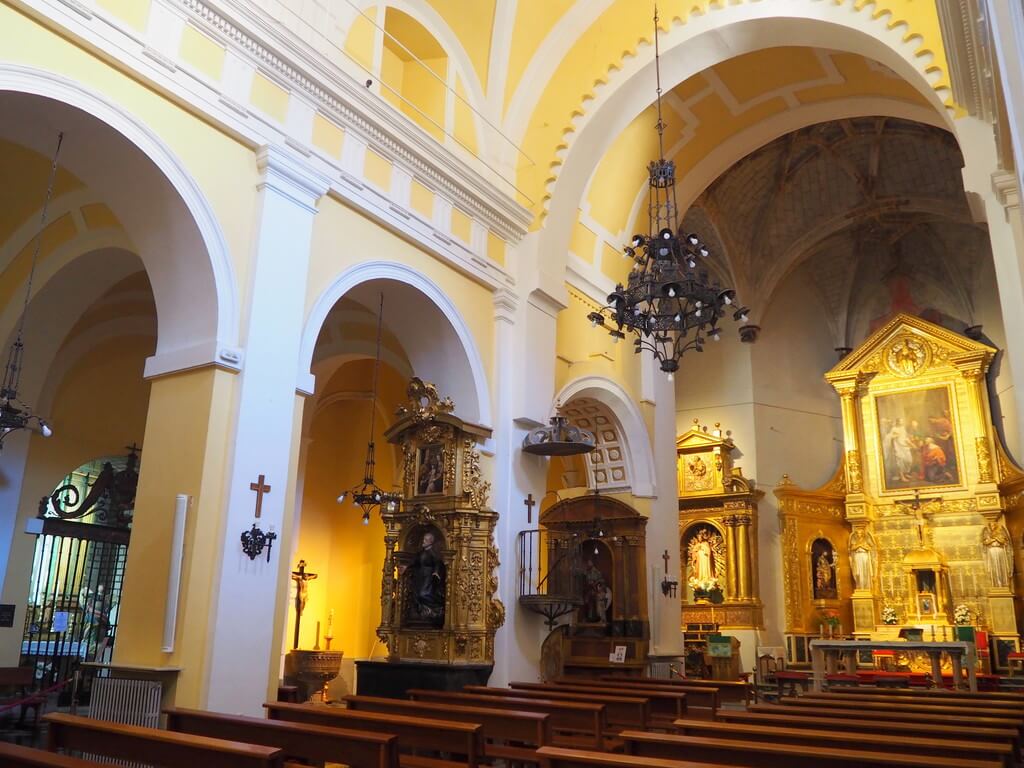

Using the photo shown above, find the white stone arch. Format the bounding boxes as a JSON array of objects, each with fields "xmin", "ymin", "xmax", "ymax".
[
  {"xmin": 299, "ymin": 261, "xmax": 492, "ymax": 427},
  {"xmin": 535, "ymin": 5, "xmax": 957, "ymax": 276},
  {"xmin": 0, "ymin": 64, "xmax": 239, "ymax": 372},
  {"xmin": 554, "ymin": 376, "xmax": 655, "ymax": 498}
]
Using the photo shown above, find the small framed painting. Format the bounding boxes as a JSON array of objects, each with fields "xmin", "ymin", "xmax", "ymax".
[{"xmin": 415, "ymin": 444, "xmax": 445, "ymax": 496}]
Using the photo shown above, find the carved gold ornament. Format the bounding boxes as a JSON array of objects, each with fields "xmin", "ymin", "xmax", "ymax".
[
  {"xmin": 976, "ymin": 436, "xmax": 994, "ymax": 483},
  {"xmin": 845, "ymin": 450, "xmax": 863, "ymax": 493},
  {"xmin": 884, "ymin": 335, "xmax": 931, "ymax": 378}
]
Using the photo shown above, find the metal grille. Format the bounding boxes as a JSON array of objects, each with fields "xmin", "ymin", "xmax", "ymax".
[
  {"xmin": 21, "ymin": 518, "xmax": 129, "ymax": 705},
  {"xmin": 90, "ymin": 677, "xmax": 161, "ymax": 728}
]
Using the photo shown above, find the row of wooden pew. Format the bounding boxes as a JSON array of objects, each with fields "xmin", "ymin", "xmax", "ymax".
[{"xmin": 4, "ymin": 673, "xmax": 1022, "ymax": 767}]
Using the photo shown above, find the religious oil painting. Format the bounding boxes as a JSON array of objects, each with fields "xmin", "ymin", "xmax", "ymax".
[
  {"xmin": 415, "ymin": 444, "xmax": 445, "ymax": 496},
  {"xmin": 876, "ymin": 386, "xmax": 960, "ymax": 492},
  {"xmin": 810, "ymin": 537, "xmax": 837, "ymax": 600}
]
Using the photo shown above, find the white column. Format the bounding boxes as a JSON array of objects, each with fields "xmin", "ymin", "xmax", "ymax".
[
  {"xmin": 205, "ymin": 147, "xmax": 329, "ymax": 714},
  {"xmin": 986, "ymin": 0, "xmax": 1024, "ymax": 213},
  {"xmin": 646, "ymin": 357, "xmax": 684, "ymax": 657}
]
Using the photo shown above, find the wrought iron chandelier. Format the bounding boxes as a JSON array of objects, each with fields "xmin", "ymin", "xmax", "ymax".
[
  {"xmin": 0, "ymin": 133, "xmax": 63, "ymax": 452},
  {"xmin": 336, "ymin": 293, "xmax": 401, "ymax": 524},
  {"xmin": 522, "ymin": 415, "xmax": 596, "ymax": 456},
  {"xmin": 586, "ymin": 9, "xmax": 750, "ymax": 381}
]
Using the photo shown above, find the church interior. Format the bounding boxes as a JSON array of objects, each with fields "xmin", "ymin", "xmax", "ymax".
[{"xmin": 2, "ymin": 0, "xmax": 1024, "ymax": 766}]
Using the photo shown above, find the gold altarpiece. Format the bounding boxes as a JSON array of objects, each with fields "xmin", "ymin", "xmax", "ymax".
[
  {"xmin": 777, "ymin": 314, "xmax": 1024, "ymax": 655},
  {"xmin": 677, "ymin": 421, "xmax": 763, "ymax": 629},
  {"xmin": 376, "ymin": 379, "xmax": 504, "ymax": 665}
]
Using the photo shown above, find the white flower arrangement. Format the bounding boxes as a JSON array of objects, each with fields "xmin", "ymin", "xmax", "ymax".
[
  {"xmin": 881, "ymin": 605, "xmax": 899, "ymax": 625},
  {"xmin": 954, "ymin": 604, "xmax": 972, "ymax": 626},
  {"xmin": 688, "ymin": 576, "xmax": 722, "ymax": 593}
]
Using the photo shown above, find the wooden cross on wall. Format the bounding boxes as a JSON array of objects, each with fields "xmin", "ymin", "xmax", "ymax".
[
  {"xmin": 524, "ymin": 494, "xmax": 536, "ymax": 524},
  {"xmin": 250, "ymin": 474, "xmax": 271, "ymax": 519},
  {"xmin": 662, "ymin": 549, "xmax": 671, "ymax": 575}
]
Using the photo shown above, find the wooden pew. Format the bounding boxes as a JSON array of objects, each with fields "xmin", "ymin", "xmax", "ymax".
[
  {"xmin": 598, "ymin": 675, "xmax": 735, "ymax": 708},
  {"xmin": 165, "ymin": 706, "xmax": 399, "ymax": 768},
  {"xmin": 804, "ymin": 691, "xmax": 1024, "ymax": 710},
  {"xmin": 619, "ymin": 730, "xmax": 1001, "ymax": 768},
  {"xmin": 567, "ymin": 676, "xmax": 716, "ymax": 715},
  {"xmin": 747, "ymin": 702, "xmax": 1023, "ymax": 751},
  {"xmin": 718, "ymin": 708, "xmax": 1019, "ymax": 751},
  {"xmin": 343, "ymin": 694, "xmax": 548, "ymax": 764},
  {"xmin": 671, "ymin": 717, "xmax": 1014, "ymax": 768},
  {"xmin": 264, "ymin": 701, "xmax": 483, "ymax": 767},
  {"xmin": 829, "ymin": 685, "xmax": 1024, "ymax": 701},
  {"xmin": 515, "ymin": 680, "xmax": 687, "ymax": 722},
  {"xmin": 779, "ymin": 695, "xmax": 1024, "ymax": 721},
  {"xmin": 473, "ymin": 683, "xmax": 651, "ymax": 728},
  {"xmin": 43, "ymin": 713, "xmax": 282, "ymax": 768},
  {"xmin": 535, "ymin": 746, "xmax": 729, "ymax": 768},
  {"xmin": 0, "ymin": 743, "xmax": 107, "ymax": 768},
  {"xmin": 406, "ymin": 689, "xmax": 606, "ymax": 750}
]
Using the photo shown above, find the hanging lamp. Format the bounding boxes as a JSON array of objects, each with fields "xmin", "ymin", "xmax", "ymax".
[
  {"xmin": 0, "ymin": 133, "xmax": 64, "ymax": 452},
  {"xmin": 586, "ymin": 8, "xmax": 751, "ymax": 380},
  {"xmin": 336, "ymin": 293, "xmax": 402, "ymax": 524}
]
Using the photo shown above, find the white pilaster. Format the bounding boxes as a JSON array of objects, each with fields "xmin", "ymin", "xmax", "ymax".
[
  {"xmin": 205, "ymin": 146, "xmax": 329, "ymax": 714},
  {"xmin": 986, "ymin": 0, "xmax": 1024, "ymax": 218},
  {"xmin": 222, "ymin": 50, "xmax": 256, "ymax": 109}
]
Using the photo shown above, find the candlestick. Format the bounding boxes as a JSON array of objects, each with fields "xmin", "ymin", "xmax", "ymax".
[{"xmin": 314, "ymin": 620, "xmax": 321, "ymax": 650}]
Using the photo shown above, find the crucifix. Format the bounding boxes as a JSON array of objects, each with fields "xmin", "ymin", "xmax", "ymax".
[
  {"xmin": 291, "ymin": 560, "xmax": 318, "ymax": 650},
  {"xmin": 524, "ymin": 493, "xmax": 536, "ymax": 524},
  {"xmin": 662, "ymin": 549, "xmax": 671, "ymax": 574},
  {"xmin": 250, "ymin": 474, "xmax": 271, "ymax": 518}
]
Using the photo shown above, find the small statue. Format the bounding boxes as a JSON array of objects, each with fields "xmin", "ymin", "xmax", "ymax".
[
  {"xmin": 404, "ymin": 530, "xmax": 446, "ymax": 627},
  {"xmin": 981, "ymin": 517, "xmax": 1013, "ymax": 589},
  {"xmin": 849, "ymin": 527, "xmax": 876, "ymax": 592}
]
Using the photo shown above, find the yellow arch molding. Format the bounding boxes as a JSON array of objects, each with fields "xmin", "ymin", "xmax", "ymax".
[{"xmin": 513, "ymin": 0, "xmax": 952, "ymax": 227}]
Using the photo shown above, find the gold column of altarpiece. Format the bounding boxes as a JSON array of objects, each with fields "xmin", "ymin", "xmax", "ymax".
[
  {"xmin": 776, "ymin": 314, "xmax": 1024, "ymax": 658},
  {"xmin": 376, "ymin": 379, "xmax": 504, "ymax": 664},
  {"xmin": 677, "ymin": 420, "xmax": 763, "ymax": 629}
]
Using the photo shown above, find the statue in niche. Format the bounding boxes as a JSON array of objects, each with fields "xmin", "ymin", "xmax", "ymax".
[
  {"xmin": 685, "ymin": 526, "xmax": 724, "ymax": 591},
  {"xmin": 981, "ymin": 517, "xmax": 1013, "ymax": 589},
  {"xmin": 811, "ymin": 538, "xmax": 838, "ymax": 599},
  {"xmin": 848, "ymin": 527, "xmax": 877, "ymax": 592},
  {"xmin": 581, "ymin": 557, "xmax": 611, "ymax": 624},
  {"xmin": 402, "ymin": 528, "xmax": 447, "ymax": 627}
]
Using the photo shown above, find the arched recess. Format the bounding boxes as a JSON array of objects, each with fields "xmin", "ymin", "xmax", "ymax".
[
  {"xmin": 299, "ymin": 261, "xmax": 492, "ymax": 428},
  {"xmin": 0, "ymin": 65, "xmax": 238, "ymax": 371},
  {"xmin": 554, "ymin": 376, "xmax": 655, "ymax": 498},
  {"xmin": 534, "ymin": 9, "xmax": 956, "ymax": 282}
]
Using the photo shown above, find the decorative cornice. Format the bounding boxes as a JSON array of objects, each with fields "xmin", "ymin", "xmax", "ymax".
[
  {"xmin": 992, "ymin": 170, "xmax": 1020, "ymax": 211},
  {"xmin": 176, "ymin": 0, "xmax": 532, "ymax": 243},
  {"xmin": 936, "ymin": 0, "xmax": 998, "ymax": 122}
]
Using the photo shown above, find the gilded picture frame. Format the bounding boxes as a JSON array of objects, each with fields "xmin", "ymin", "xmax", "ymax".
[
  {"xmin": 414, "ymin": 443, "xmax": 445, "ymax": 497},
  {"xmin": 874, "ymin": 384, "xmax": 962, "ymax": 493}
]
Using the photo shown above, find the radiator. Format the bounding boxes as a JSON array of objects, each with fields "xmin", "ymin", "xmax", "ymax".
[
  {"xmin": 89, "ymin": 677, "xmax": 162, "ymax": 728},
  {"xmin": 646, "ymin": 660, "xmax": 674, "ymax": 679},
  {"xmin": 83, "ymin": 678, "xmax": 162, "ymax": 766}
]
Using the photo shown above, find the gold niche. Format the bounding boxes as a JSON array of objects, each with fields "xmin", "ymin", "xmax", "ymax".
[
  {"xmin": 376, "ymin": 378, "xmax": 502, "ymax": 664},
  {"xmin": 778, "ymin": 314, "xmax": 1024, "ymax": 664},
  {"xmin": 677, "ymin": 420, "xmax": 763, "ymax": 630}
]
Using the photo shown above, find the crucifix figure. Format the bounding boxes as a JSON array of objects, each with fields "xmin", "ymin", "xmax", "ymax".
[
  {"xmin": 524, "ymin": 494, "xmax": 536, "ymax": 524},
  {"xmin": 290, "ymin": 560, "xmax": 318, "ymax": 650},
  {"xmin": 250, "ymin": 474, "xmax": 271, "ymax": 519}
]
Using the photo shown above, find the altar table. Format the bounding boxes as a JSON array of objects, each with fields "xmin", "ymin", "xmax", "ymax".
[{"xmin": 809, "ymin": 640, "xmax": 977, "ymax": 692}]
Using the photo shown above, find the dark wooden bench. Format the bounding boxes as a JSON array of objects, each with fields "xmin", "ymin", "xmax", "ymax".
[
  {"xmin": 620, "ymin": 730, "xmax": 1001, "ymax": 768},
  {"xmin": 807, "ymin": 690, "xmax": 1024, "ymax": 710},
  {"xmin": 829, "ymin": 686, "xmax": 1024, "ymax": 702},
  {"xmin": 43, "ymin": 712, "xmax": 283, "ymax": 768},
  {"xmin": 0, "ymin": 666, "xmax": 45, "ymax": 727},
  {"xmin": 165, "ymin": 706, "xmax": 399, "ymax": 768},
  {"xmin": 671, "ymin": 717, "xmax": 1014, "ymax": 768},
  {"xmin": 597, "ymin": 675, "xmax": 733, "ymax": 709},
  {"xmin": 718, "ymin": 708, "xmax": 1019, "ymax": 750},
  {"xmin": 535, "ymin": 746, "xmax": 728, "ymax": 768},
  {"xmin": 344, "ymin": 694, "xmax": 548, "ymax": 764},
  {"xmin": 264, "ymin": 701, "xmax": 482, "ymax": 767},
  {"xmin": 514, "ymin": 680, "xmax": 687, "ymax": 722},
  {"xmin": 0, "ymin": 743, "xmax": 107, "ymax": 768},
  {"xmin": 781, "ymin": 695, "xmax": 1024, "ymax": 721},
  {"xmin": 467, "ymin": 683, "xmax": 650, "ymax": 729},
  {"xmin": 407, "ymin": 688, "xmax": 606, "ymax": 750}
]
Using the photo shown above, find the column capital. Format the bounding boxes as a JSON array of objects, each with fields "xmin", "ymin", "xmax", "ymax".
[
  {"xmin": 256, "ymin": 145, "xmax": 331, "ymax": 212},
  {"xmin": 993, "ymin": 169, "xmax": 1020, "ymax": 212},
  {"xmin": 493, "ymin": 287, "xmax": 518, "ymax": 325}
]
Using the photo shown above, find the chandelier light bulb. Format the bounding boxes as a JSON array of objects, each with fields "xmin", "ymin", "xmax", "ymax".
[
  {"xmin": 725, "ymin": 295, "xmax": 732, "ymax": 305},
  {"xmin": 667, "ymin": 287, "xmax": 676, "ymax": 298},
  {"xmin": 687, "ymin": 234, "xmax": 699, "ymax": 246},
  {"xmin": 740, "ymin": 313, "xmax": 748, "ymax": 322},
  {"xmin": 362, "ymin": 512, "xmax": 370, "ymax": 526},
  {"xmin": 40, "ymin": 422, "xmax": 52, "ymax": 438},
  {"xmin": 336, "ymin": 491, "xmax": 347, "ymax": 504},
  {"xmin": 686, "ymin": 258, "xmax": 696, "ymax": 268},
  {"xmin": 611, "ymin": 334, "xmax": 620, "ymax": 344},
  {"xmin": 632, "ymin": 235, "xmax": 644, "ymax": 247},
  {"xmin": 667, "ymin": 371, "xmax": 674, "ymax": 382},
  {"xmin": 674, "ymin": 313, "xmax": 681, "ymax": 323},
  {"xmin": 660, "ymin": 228, "xmax": 672, "ymax": 240},
  {"xmin": 658, "ymin": 246, "xmax": 670, "ymax": 256},
  {"xmin": 700, "ymin": 246, "xmax": 709, "ymax": 257},
  {"xmin": 624, "ymin": 246, "xmax": 635, "ymax": 258},
  {"xmin": 712, "ymin": 331, "xmax": 721, "ymax": 341}
]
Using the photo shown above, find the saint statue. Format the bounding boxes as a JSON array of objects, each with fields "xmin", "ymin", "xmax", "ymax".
[
  {"xmin": 580, "ymin": 559, "xmax": 611, "ymax": 624},
  {"xmin": 981, "ymin": 518, "xmax": 1013, "ymax": 589},
  {"xmin": 693, "ymin": 538, "xmax": 714, "ymax": 582},
  {"xmin": 404, "ymin": 530, "xmax": 446, "ymax": 627},
  {"xmin": 848, "ymin": 527, "xmax": 876, "ymax": 592},
  {"xmin": 815, "ymin": 552, "xmax": 835, "ymax": 593}
]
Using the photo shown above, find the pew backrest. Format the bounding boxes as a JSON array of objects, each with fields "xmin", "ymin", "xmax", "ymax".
[
  {"xmin": 44, "ymin": 713, "xmax": 283, "ymax": 768},
  {"xmin": 464, "ymin": 684, "xmax": 649, "ymax": 728},
  {"xmin": 510, "ymin": 681, "xmax": 686, "ymax": 719},
  {"xmin": 0, "ymin": 743, "xmax": 107, "ymax": 768},
  {"xmin": 165, "ymin": 706, "xmax": 399, "ymax": 768},
  {"xmin": 535, "ymin": 746, "xmax": 732, "ymax": 768}
]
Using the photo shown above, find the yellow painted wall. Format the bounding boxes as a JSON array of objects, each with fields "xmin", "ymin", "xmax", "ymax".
[
  {"xmin": 290, "ymin": 361, "xmax": 406, "ymax": 660},
  {"xmin": 179, "ymin": 25, "xmax": 226, "ymax": 82},
  {"xmin": 251, "ymin": 72, "xmax": 290, "ymax": 123},
  {"xmin": 451, "ymin": 206, "xmax": 472, "ymax": 243},
  {"xmin": 0, "ymin": 332, "xmax": 155, "ymax": 666},
  {"xmin": 344, "ymin": 6, "xmax": 378, "ymax": 72},
  {"xmin": 410, "ymin": 179, "xmax": 435, "ymax": 219},
  {"xmin": 95, "ymin": 0, "xmax": 151, "ymax": 32},
  {"xmin": 364, "ymin": 150, "xmax": 393, "ymax": 190},
  {"xmin": 312, "ymin": 114, "xmax": 345, "ymax": 159}
]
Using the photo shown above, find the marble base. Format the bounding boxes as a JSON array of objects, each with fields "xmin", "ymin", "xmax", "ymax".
[{"xmin": 354, "ymin": 660, "xmax": 492, "ymax": 699}]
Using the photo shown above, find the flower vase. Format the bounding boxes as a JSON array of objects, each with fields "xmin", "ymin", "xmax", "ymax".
[{"xmin": 693, "ymin": 588, "xmax": 709, "ymax": 604}]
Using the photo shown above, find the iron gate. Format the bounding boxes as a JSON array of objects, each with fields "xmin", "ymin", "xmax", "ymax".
[{"xmin": 21, "ymin": 517, "xmax": 129, "ymax": 705}]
